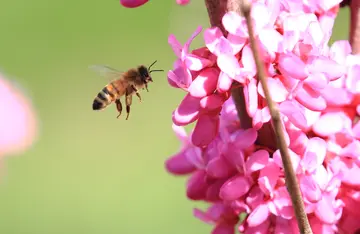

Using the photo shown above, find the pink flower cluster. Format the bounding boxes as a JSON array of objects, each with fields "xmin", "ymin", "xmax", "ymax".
[
  {"xmin": 0, "ymin": 73, "xmax": 38, "ymax": 158},
  {"xmin": 165, "ymin": 0, "xmax": 360, "ymax": 233},
  {"xmin": 119, "ymin": 0, "xmax": 189, "ymax": 8}
]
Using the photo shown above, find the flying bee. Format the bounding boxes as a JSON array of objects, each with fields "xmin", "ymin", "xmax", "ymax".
[{"xmin": 90, "ymin": 60, "xmax": 164, "ymax": 120}]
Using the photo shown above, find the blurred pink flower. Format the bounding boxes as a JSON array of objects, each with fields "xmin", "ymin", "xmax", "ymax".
[
  {"xmin": 0, "ymin": 74, "xmax": 37, "ymax": 157},
  {"xmin": 176, "ymin": 0, "xmax": 190, "ymax": 5},
  {"xmin": 119, "ymin": 0, "xmax": 148, "ymax": 8},
  {"xmin": 119, "ymin": 0, "xmax": 190, "ymax": 8}
]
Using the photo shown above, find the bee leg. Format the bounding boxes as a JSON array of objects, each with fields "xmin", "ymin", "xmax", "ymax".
[
  {"xmin": 115, "ymin": 99, "xmax": 122, "ymax": 118},
  {"xmin": 145, "ymin": 83, "xmax": 149, "ymax": 92},
  {"xmin": 135, "ymin": 93, "xmax": 141, "ymax": 102},
  {"xmin": 131, "ymin": 85, "xmax": 142, "ymax": 102},
  {"xmin": 125, "ymin": 89, "xmax": 133, "ymax": 120}
]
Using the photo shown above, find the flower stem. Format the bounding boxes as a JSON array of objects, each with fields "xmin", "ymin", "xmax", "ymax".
[{"xmin": 239, "ymin": 1, "xmax": 312, "ymax": 233}]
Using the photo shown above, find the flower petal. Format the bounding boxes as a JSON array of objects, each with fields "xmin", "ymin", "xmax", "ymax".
[
  {"xmin": 212, "ymin": 223, "xmax": 236, "ymax": 234},
  {"xmin": 304, "ymin": 73, "xmax": 328, "ymax": 91},
  {"xmin": 173, "ymin": 94, "xmax": 201, "ymax": 125},
  {"xmin": 278, "ymin": 53, "xmax": 309, "ymax": 80},
  {"xmin": 312, "ymin": 112, "xmax": 346, "ymax": 136},
  {"xmin": 295, "ymin": 88, "xmax": 326, "ymax": 111},
  {"xmin": 245, "ymin": 150, "xmax": 269, "ymax": 174},
  {"xmin": 182, "ymin": 26, "xmax": 203, "ymax": 57},
  {"xmin": 315, "ymin": 196, "xmax": 336, "ymax": 223},
  {"xmin": 0, "ymin": 76, "xmax": 37, "ymax": 155},
  {"xmin": 247, "ymin": 203, "xmax": 270, "ymax": 227},
  {"xmin": 232, "ymin": 128, "xmax": 258, "ymax": 149},
  {"xmin": 176, "ymin": 0, "xmax": 190, "ymax": 5},
  {"xmin": 273, "ymin": 149, "xmax": 301, "ymax": 173},
  {"xmin": 187, "ymin": 170, "xmax": 208, "ymax": 200},
  {"xmin": 227, "ymin": 33, "xmax": 246, "ymax": 54},
  {"xmin": 279, "ymin": 101, "xmax": 308, "ymax": 130},
  {"xmin": 217, "ymin": 72, "xmax": 233, "ymax": 93},
  {"xmin": 330, "ymin": 40, "xmax": 352, "ymax": 64},
  {"xmin": 244, "ymin": 78, "xmax": 258, "ymax": 117},
  {"xmin": 120, "ymin": 0, "xmax": 148, "ymax": 8},
  {"xmin": 258, "ymin": 29, "xmax": 283, "ymax": 57},
  {"xmin": 321, "ymin": 86, "xmax": 352, "ymax": 106},
  {"xmin": 204, "ymin": 27, "xmax": 224, "ymax": 55},
  {"xmin": 339, "ymin": 140, "xmax": 360, "ymax": 159},
  {"xmin": 300, "ymin": 175, "xmax": 322, "ymax": 203},
  {"xmin": 302, "ymin": 137, "xmax": 327, "ymax": 173},
  {"xmin": 258, "ymin": 77, "xmax": 288, "ymax": 102},
  {"xmin": 222, "ymin": 11, "xmax": 247, "ymax": 37},
  {"xmin": 165, "ymin": 151, "xmax": 197, "ymax": 175},
  {"xmin": 200, "ymin": 93, "xmax": 225, "ymax": 111},
  {"xmin": 188, "ymin": 68, "xmax": 219, "ymax": 98},
  {"xmin": 346, "ymin": 64, "xmax": 360, "ymax": 93},
  {"xmin": 167, "ymin": 65, "xmax": 192, "ymax": 89},
  {"xmin": 217, "ymin": 54, "xmax": 241, "ymax": 78},
  {"xmin": 214, "ymin": 37, "xmax": 234, "ymax": 56},
  {"xmin": 308, "ymin": 56, "xmax": 346, "ymax": 81},
  {"xmin": 184, "ymin": 54, "xmax": 213, "ymax": 71},
  {"xmin": 258, "ymin": 161, "xmax": 280, "ymax": 196},
  {"xmin": 207, "ymin": 156, "xmax": 234, "ymax": 178},
  {"xmin": 219, "ymin": 175, "xmax": 251, "ymax": 200},
  {"xmin": 168, "ymin": 35, "xmax": 183, "ymax": 57},
  {"xmin": 241, "ymin": 44, "xmax": 256, "ymax": 77},
  {"xmin": 172, "ymin": 124, "xmax": 188, "ymax": 144},
  {"xmin": 191, "ymin": 114, "xmax": 219, "ymax": 147}
]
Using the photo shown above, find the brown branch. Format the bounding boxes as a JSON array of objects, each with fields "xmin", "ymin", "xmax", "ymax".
[
  {"xmin": 350, "ymin": 0, "xmax": 360, "ymax": 54},
  {"xmin": 239, "ymin": 1, "xmax": 312, "ymax": 233},
  {"xmin": 204, "ymin": 0, "xmax": 313, "ymax": 233},
  {"xmin": 230, "ymin": 83, "xmax": 252, "ymax": 129},
  {"xmin": 226, "ymin": 0, "xmax": 253, "ymax": 129},
  {"xmin": 205, "ymin": 0, "xmax": 252, "ymax": 129},
  {"xmin": 204, "ymin": 0, "xmax": 226, "ymax": 33}
]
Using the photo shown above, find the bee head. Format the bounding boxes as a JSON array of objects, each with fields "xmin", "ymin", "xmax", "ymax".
[
  {"xmin": 138, "ymin": 65, "xmax": 152, "ymax": 83},
  {"xmin": 145, "ymin": 60, "xmax": 164, "ymax": 82}
]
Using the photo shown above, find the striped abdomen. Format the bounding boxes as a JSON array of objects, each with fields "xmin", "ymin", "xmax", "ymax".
[{"xmin": 92, "ymin": 85, "xmax": 117, "ymax": 110}]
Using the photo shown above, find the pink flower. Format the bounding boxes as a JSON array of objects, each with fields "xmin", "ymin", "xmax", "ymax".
[
  {"xmin": 164, "ymin": 0, "xmax": 360, "ymax": 233},
  {"xmin": 165, "ymin": 124, "xmax": 203, "ymax": 176},
  {"xmin": 0, "ymin": 74, "xmax": 38, "ymax": 157},
  {"xmin": 168, "ymin": 26, "xmax": 230, "ymax": 147},
  {"xmin": 194, "ymin": 203, "xmax": 239, "ymax": 234},
  {"xmin": 338, "ymin": 188, "xmax": 360, "ymax": 233}
]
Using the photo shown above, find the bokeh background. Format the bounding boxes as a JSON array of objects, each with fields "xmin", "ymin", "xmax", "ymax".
[{"xmin": 0, "ymin": 1, "xmax": 350, "ymax": 234}]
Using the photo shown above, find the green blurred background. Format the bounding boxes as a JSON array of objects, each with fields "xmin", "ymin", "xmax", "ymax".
[{"xmin": 0, "ymin": 1, "xmax": 350, "ymax": 234}]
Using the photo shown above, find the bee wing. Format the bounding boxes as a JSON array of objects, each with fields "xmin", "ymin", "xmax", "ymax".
[{"xmin": 89, "ymin": 65, "xmax": 124, "ymax": 80}]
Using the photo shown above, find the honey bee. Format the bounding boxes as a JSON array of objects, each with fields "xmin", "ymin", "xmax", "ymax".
[{"xmin": 90, "ymin": 60, "xmax": 164, "ymax": 120}]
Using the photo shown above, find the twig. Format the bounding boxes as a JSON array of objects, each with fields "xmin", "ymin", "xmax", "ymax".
[{"xmin": 239, "ymin": 1, "xmax": 312, "ymax": 233}]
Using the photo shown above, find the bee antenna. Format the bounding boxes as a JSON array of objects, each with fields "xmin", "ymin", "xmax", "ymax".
[
  {"xmin": 149, "ymin": 69, "xmax": 164, "ymax": 73},
  {"xmin": 148, "ymin": 60, "xmax": 158, "ymax": 70}
]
